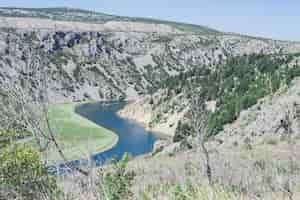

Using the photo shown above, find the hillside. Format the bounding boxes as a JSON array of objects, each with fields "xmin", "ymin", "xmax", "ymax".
[
  {"xmin": 1, "ymin": 7, "xmax": 300, "ymax": 200},
  {"xmin": 119, "ymin": 54, "xmax": 300, "ymax": 137},
  {"xmin": 1, "ymin": 8, "xmax": 300, "ymax": 104},
  {"xmin": 0, "ymin": 7, "xmax": 218, "ymax": 34}
]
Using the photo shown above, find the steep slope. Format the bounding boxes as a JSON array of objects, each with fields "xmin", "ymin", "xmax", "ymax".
[
  {"xmin": 215, "ymin": 78, "xmax": 300, "ymax": 148},
  {"xmin": 119, "ymin": 54, "xmax": 300, "ymax": 138},
  {"xmin": 0, "ymin": 7, "xmax": 300, "ymax": 105}
]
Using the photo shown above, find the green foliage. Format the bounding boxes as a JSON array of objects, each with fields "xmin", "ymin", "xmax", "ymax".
[
  {"xmin": 173, "ymin": 121, "xmax": 193, "ymax": 142},
  {"xmin": 0, "ymin": 130, "xmax": 30, "ymax": 149},
  {"xmin": 205, "ymin": 54, "xmax": 298, "ymax": 135},
  {"xmin": 159, "ymin": 54, "xmax": 300, "ymax": 136},
  {"xmin": 0, "ymin": 130, "xmax": 12, "ymax": 148},
  {"xmin": 0, "ymin": 145, "xmax": 58, "ymax": 199},
  {"xmin": 50, "ymin": 51, "xmax": 69, "ymax": 66},
  {"xmin": 98, "ymin": 153, "xmax": 135, "ymax": 200},
  {"xmin": 150, "ymin": 113, "xmax": 162, "ymax": 127},
  {"xmin": 173, "ymin": 184, "xmax": 188, "ymax": 200}
]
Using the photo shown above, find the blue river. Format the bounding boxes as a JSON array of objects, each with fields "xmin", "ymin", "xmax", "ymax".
[
  {"xmin": 74, "ymin": 102, "xmax": 157, "ymax": 166},
  {"xmin": 50, "ymin": 102, "xmax": 157, "ymax": 174}
]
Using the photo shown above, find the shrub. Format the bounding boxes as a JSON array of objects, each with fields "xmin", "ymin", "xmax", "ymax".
[
  {"xmin": 0, "ymin": 145, "xmax": 58, "ymax": 199},
  {"xmin": 149, "ymin": 97, "xmax": 154, "ymax": 105},
  {"xmin": 241, "ymin": 95, "xmax": 257, "ymax": 109},
  {"xmin": 173, "ymin": 184, "xmax": 187, "ymax": 200},
  {"xmin": 233, "ymin": 141, "xmax": 239, "ymax": 147},
  {"xmin": 173, "ymin": 121, "xmax": 193, "ymax": 142},
  {"xmin": 98, "ymin": 153, "xmax": 135, "ymax": 200},
  {"xmin": 265, "ymin": 138, "xmax": 278, "ymax": 146},
  {"xmin": 253, "ymin": 160, "xmax": 267, "ymax": 171},
  {"xmin": 243, "ymin": 137, "xmax": 252, "ymax": 150}
]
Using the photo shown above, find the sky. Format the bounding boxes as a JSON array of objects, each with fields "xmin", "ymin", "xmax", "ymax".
[{"xmin": 0, "ymin": 0, "xmax": 299, "ymax": 41}]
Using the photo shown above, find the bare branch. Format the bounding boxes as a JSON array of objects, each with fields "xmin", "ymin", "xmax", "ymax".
[
  {"xmin": 0, "ymin": 47, "xmax": 89, "ymax": 176},
  {"xmin": 189, "ymin": 87, "xmax": 213, "ymax": 185}
]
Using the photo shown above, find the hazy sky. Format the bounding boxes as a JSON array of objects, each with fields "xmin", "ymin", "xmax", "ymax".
[{"xmin": 1, "ymin": 0, "xmax": 299, "ymax": 41}]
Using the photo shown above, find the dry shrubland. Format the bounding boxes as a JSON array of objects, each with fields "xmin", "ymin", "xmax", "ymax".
[{"xmin": 55, "ymin": 137, "xmax": 300, "ymax": 200}]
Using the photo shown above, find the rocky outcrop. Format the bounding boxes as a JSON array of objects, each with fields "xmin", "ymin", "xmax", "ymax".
[
  {"xmin": 0, "ymin": 17, "xmax": 183, "ymax": 34},
  {"xmin": 1, "ymin": 8, "xmax": 300, "ymax": 113},
  {"xmin": 118, "ymin": 91, "xmax": 189, "ymax": 136},
  {"xmin": 2, "ymin": 25, "xmax": 299, "ymax": 103}
]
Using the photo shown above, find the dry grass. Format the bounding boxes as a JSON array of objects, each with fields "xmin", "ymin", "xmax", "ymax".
[{"xmin": 56, "ymin": 139, "xmax": 300, "ymax": 200}]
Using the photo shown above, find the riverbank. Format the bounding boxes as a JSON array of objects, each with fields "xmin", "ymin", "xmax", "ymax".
[
  {"xmin": 45, "ymin": 102, "xmax": 118, "ymax": 162},
  {"xmin": 117, "ymin": 97, "xmax": 187, "ymax": 139}
]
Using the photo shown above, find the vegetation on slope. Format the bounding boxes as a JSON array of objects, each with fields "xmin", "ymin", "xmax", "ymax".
[
  {"xmin": 0, "ymin": 136, "xmax": 59, "ymax": 199},
  {"xmin": 1, "ymin": 52, "xmax": 300, "ymax": 200},
  {"xmin": 157, "ymin": 53, "xmax": 300, "ymax": 137},
  {"xmin": 206, "ymin": 54, "xmax": 300, "ymax": 135}
]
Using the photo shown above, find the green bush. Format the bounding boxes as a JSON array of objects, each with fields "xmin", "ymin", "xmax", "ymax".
[
  {"xmin": 173, "ymin": 184, "xmax": 188, "ymax": 200},
  {"xmin": 98, "ymin": 153, "xmax": 135, "ymax": 200},
  {"xmin": 0, "ymin": 129, "xmax": 31, "ymax": 148},
  {"xmin": 0, "ymin": 145, "xmax": 58, "ymax": 199},
  {"xmin": 173, "ymin": 121, "xmax": 193, "ymax": 142},
  {"xmin": 240, "ymin": 95, "xmax": 257, "ymax": 109}
]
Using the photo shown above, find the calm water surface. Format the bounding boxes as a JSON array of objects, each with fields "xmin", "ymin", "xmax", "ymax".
[{"xmin": 75, "ymin": 102, "xmax": 157, "ymax": 166}]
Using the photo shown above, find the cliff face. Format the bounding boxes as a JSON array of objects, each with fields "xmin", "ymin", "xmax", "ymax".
[
  {"xmin": 0, "ymin": 17, "xmax": 183, "ymax": 33},
  {"xmin": 1, "ymin": 8, "xmax": 300, "ymax": 135},
  {"xmin": 118, "ymin": 92, "xmax": 190, "ymax": 136},
  {"xmin": 1, "ymin": 23, "xmax": 300, "ymax": 103}
]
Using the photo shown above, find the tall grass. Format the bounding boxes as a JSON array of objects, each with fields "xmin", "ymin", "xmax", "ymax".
[{"xmin": 56, "ymin": 141, "xmax": 300, "ymax": 199}]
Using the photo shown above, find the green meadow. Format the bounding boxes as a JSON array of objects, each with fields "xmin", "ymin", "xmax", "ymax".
[{"xmin": 43, "ymin": 103, "xmax": 118, "ymax": 162}]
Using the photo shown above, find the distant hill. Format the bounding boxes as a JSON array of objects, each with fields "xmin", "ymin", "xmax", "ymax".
[{"xmin": 0, "ymin": 7, "xmax": 219, "ymax": 34}]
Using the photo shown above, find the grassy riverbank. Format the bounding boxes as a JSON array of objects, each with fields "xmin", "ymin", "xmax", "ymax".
[{"xmin": 44, "ymin": 103, "xmax": 118, "ymax": 162}]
